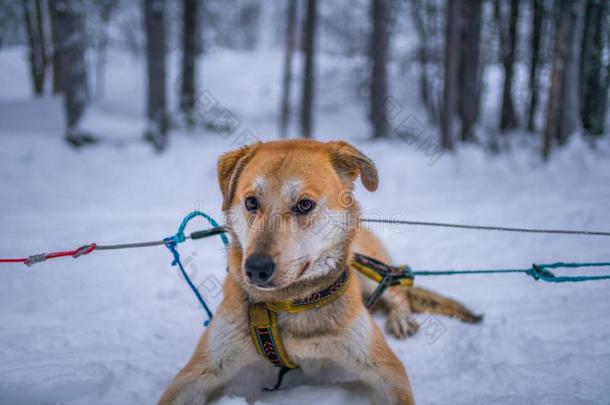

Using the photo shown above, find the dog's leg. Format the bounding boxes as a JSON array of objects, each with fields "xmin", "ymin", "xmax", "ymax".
[
  {"xmin": 332, "ymin": 313, "xmax": 415, "ymax": 405},
  {"xmin": 366, "ymin": 278, "xmax": 483, "ymax": 333},
  {"xmin": 382, "ymin": 285, "xmax": 421, "ymax": 339},
  {"xmin": 406, "ymin": 286, "xmax": 483, "ymax": 323},
  {"xmin": 352, "ymin": 229, "xmax": 418, "ymax": 338},
  {"xmin": 158, "ymin": 315, "xmax": 257, "ymax": 405},
  {"xmin": 358, "ymin": 274, "xmax": 419, "ymax": 339},
  {"xmin": 352, "ymin": 227, "xmax": 481, "ymax": 335}
]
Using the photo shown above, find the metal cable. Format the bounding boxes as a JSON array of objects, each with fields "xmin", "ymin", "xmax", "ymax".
[{"xmin": 360, "ymin": 218, "xmax": 610, "ymax": 237}]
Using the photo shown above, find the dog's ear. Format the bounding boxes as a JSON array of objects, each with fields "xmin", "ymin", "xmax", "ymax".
[
  {"xmin": 217, "ymin": 143, "xmax": 259, "ymax": 210},
  {"xmin": 327, "ymin": 141, "xmax": 378, "ymax": 192}
]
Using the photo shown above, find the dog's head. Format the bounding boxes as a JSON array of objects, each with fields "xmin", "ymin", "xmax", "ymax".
[{"xmin": 217, "ymin": 140, "xmax": 377, "ymax": 295}]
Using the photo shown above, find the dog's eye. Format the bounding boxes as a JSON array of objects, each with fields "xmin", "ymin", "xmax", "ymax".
[
  {"xmin": 245, "ymin": 196, "xmax": 259, "ymax": 212},
  {"xmin": 293, "ymin": 199, "xmax": 316, "ymax": 215}
]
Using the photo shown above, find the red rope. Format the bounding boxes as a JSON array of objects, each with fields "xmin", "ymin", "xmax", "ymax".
[
  {"xmin": 0, "ymin": 258, "xmax": 25, "ymax": 263},
  {"xmin": 0, "ymin": 243, "xmax": 97, "ymax": 265}
]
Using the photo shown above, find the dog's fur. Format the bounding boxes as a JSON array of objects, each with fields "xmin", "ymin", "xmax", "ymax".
[{"xmin": 159, "ymin": 140, "xmax": 481, "ymax": 404}]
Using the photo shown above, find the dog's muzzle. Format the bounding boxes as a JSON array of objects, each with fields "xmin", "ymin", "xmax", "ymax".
[{"xmin": 245, "ymin": 253, "xmax": 275, "ymax": 285}]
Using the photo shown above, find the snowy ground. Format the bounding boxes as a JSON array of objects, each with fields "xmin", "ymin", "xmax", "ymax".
[{"xmin": 1, "ymin": 46, "xmax": 610, "ymax": 405}]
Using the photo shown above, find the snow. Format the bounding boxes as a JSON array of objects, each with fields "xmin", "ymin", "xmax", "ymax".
[{"xmin": 1, "ymin": 46, "xmax": 610, "ymax": 405}]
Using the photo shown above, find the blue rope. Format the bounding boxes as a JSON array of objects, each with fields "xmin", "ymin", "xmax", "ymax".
[
  {"xmin": 164, "ymin": 210, "xmax": 229, "ymax": 327},
  {"xmin": 174, "ymin": 210, "xmax": 229, "ymax": 246},
  {"xmin": 164, "ymin": 237, "xmax": 214, "ymax": 326},
  {"xmin": 414, "ymin": 262, "xmax": 610, "ymax": 283}
]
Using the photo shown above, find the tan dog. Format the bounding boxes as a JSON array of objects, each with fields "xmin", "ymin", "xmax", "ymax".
[{"xmin": 160, "ymin": 140, "xmax": 480, "ymax": 405}]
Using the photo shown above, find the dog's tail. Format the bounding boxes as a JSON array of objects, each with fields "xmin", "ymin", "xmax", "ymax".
[{"xmin": 406, "ymin": 286, "xmax": 483, "ymax": 323}]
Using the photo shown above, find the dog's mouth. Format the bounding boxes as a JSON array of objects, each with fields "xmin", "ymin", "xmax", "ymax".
[
  {"xmin": 249, "ymin": 281, "xmax": 277, "ymax": 290},
  {"xmin": 296, "ymin": 261, "xmax": 310, "ymax": 280},
  {"xmin": 245, "ymin": 275, "xmax": 276, "ymax": 290}
]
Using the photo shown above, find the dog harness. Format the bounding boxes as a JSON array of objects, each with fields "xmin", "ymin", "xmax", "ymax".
[
  {"xmin": 350, "ymin": 253, "xmax": 414, "ymax": 309},
  {"xmin": 249, "ymin": 269, "xmax": 351, "ymax": 368},
  {"xmin": 248, "ymin": 254, "xmax": 413, "ymax": 390}
]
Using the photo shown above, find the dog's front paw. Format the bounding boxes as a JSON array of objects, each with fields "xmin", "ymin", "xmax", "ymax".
[{"xmin": 385, "ymin": 309, "xmax": 419, "ymax": 339}]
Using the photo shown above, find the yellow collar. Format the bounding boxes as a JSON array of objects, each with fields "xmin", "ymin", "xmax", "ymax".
[{"xmin": 265, "ymin": 269, "xmax": 351, "ymax": 313}]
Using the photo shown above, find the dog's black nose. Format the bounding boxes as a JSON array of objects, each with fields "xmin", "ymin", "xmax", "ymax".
[{"xmin": 245, "ymin": 253, "xmax": 275, "ymax": 284}]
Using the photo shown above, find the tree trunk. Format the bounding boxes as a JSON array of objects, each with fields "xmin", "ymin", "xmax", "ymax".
[
  {"xmin": 458, "ymin": 0, "xmax": 482, "ymax": 141},
  {"xmin": 22, "ymin": 0, "xmax": 47, "ymax": 96},
  {"xmin": 580, "ymin": 0, "xmax": 609, "ymax": 136},
  {"xmin": 143, "ymin": 0, "xmax": 168, "ymax": 151},
  {"xmin": 441, "ymin": 0, "xmax": 460, "ymax": 150},
  {"xmin": 369, "ymin": 0, "xmax": 390, "ymax": 139},
  {"xmin": 279, "ymin": 0, "xmax": 297, "ymax": 138},
  {"xmin": 48, "ymin": 0, "xmax": 92, "ymax": 146},
  {"xmin": 526, "ymin": 0, "xmax": 543, "ymax": 131},
  {"xmin": 499, "ymin": 0, "xmax": 520, "ymax": 131},
  {"xmin": 34, "ymin": 0, "xmax": 47, "ymax": 89},
  {"xmin": 543, "ymin": 1, "xmax": 577, "ymax": 159},
  {"xmin": 579, "ymin": 0, "xmax": 593, "ymax": 99},
  {"xmin": 410, "ymin": 0, "xmax": 433, "ymax": 120},
  {"xmin": 602, "ymin": 63, "xmax": 610, "ymax": 136},
  {"xmin": 94, "ymin": 1, "xmax": 117, "ymax": 100},
  {"xmin": 300, "ymin": 0, "xmax": 317, "ymax": 139},
  {"xmin": 239, "ymin": 2, "xmax": 260, "ymax": 49},
  {"xmin": 180, "ymin": 0, "xmax": 199, "ymax": 124},
  {"xmin": 557, "ymin": 1, "xmax": 583, "ymax": 144},
  {"xmin": 47, "ymin": 0, "xmax": 62, "ymax": 94}
]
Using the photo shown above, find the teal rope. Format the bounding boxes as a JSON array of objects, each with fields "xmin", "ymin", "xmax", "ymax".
[
  {"xmin": 540, "ymin": 261, "xmax": 610, "ymax": 269},
  {"xmin": 165, "ymin": 210, "xmax": 229, "ymax": 327},
  {"xmin": 529, "ymin": 262, "xmax": 610, "ymax": 282},
  {"xmin": 413, "ymin": 262, "xmax": 610, "ymax": 283},
  {"xmin": 164, "ymin": 237, "xmax": 214, "ymax": 325},
  {"xmin": 174, "ymin": 210, "xmax": 229, "ymax": 247}
]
